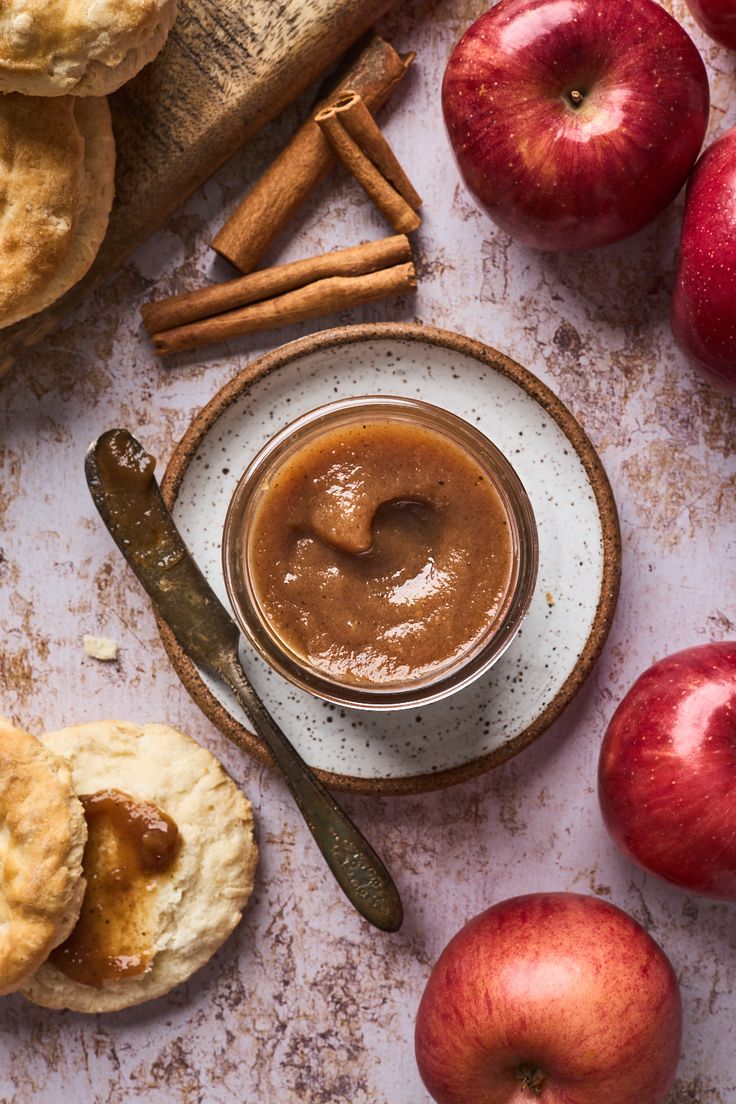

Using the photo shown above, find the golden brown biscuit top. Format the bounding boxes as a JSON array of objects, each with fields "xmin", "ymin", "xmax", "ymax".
[
  {"xmin": 0, "ymin": 0, "xmax": 175, "ymax": 95},
  {"xmin": 0, "ymin": 718, "xmax": 87, "ymax": 995},
  {"xmin": 0, "ymin": 93, "xmax": 82, "ymax": 325}
]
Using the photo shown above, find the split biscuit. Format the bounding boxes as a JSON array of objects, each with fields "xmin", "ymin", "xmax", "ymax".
[
  {"xmin": 0, "ymin": 92, "xmax": 115, "ymax": 329},
  {"xmin": 0, "ymin": 717, "xmax": 87, "ymax": 996},
  {"xmin": 0, "ymin": 0, "xmax": 178, "ymax": 96},
  {"xmin": 22, "ymin": 720, "xmax": 258, "ymax": 1013}
]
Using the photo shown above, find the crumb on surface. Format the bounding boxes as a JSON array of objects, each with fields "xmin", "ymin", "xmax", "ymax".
[
  {"xmin": 546, "ymin": 592, "xmax": 555, "ymax": 607},
  {"xmin": 82, "ymin": 634, "xmax": 118, "ymax": 661}
]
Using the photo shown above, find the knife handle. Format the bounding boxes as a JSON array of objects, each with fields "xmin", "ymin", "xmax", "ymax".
[{"xmin": 220, "ymin": 653, "xmax": 403, "ymax": 933}]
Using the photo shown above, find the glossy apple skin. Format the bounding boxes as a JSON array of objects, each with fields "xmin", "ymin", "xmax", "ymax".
[
  {"xmin": 442, "ymin": 0, "xmax": 709, "ymax": 251},
  {"xmin": 415, "ymin": 893, "xmax": 682, "ymax": 1104},
  {"xmin": 671, "ymin": 129, "xmax": 736, "ymax": 387},
  {"xmin": 686, "ymin": 0, "xmax": 736, "ymax": 49},
  {"xmin": 599, "ymin": 642, "xmax": 736, "ymax": 898}
]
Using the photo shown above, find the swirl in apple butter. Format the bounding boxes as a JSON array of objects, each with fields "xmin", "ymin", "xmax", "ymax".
[
  {"xmin": 248, "ymin": 418, "xmax": 515, "ymax": 687},
  {"xmin": 49, "ymin": 789, "xmax": 180, "ymax": 987}
]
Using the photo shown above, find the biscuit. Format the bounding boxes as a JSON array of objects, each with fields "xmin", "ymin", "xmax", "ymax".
[
  {"xmin": 0, "ymin": 93, "xmax": 115, "ymax": 329},
  {"xmin": 22, "ymin": 721, "xmax": 258, "ymax": 1013},
  {"xmin": 0, "ymin": 0, "xmax": 178, "ymax": 96},
  {"xmin": 0, "ymin": 717, "xmax": 87, "ymax": 996}
]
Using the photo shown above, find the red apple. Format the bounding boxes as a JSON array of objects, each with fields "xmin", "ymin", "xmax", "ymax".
[
  {"xmin": 415, "ymin": 893, "xmax": 682, "ymax": 1104},
  {"xmin": 671, "ymin": 129, "xmax": 736, "ymax": 388},
  {"xmin": 686, "ymin": 0, "xmax": 736, "ymax": 49},
  {"xmin": 441, "ymin": 0, "xmax": 710, "ymax": 251},
  {"xmin": 599, "ymin": 642, "xmax": 736, "ymax": 898}
]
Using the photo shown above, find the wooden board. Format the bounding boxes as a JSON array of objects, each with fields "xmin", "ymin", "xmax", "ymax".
[{"xmin": 0, "ymin": 0, "xmax": 397, "ymax": 376}]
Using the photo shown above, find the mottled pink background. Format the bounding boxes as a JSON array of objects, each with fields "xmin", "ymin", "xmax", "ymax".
[{"xmin": 1, "ymin": 2, "xmax": 735, "ymax": 1101}]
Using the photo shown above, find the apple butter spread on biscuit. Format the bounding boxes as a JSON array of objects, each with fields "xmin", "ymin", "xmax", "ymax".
[
  {"xmin": 248, "ymin": 419, "xmax": 514, "ymax": 687},
  {"xmin": 49, "ymin": 789, "xmax": 181, "ymax": 988}
]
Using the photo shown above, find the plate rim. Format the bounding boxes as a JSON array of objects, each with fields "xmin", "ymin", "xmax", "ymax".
[{"xmin": 159, "ymin": 322, "xmax": 621, "ymax": 795}]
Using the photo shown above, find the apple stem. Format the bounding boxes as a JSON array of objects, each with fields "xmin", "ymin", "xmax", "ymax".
[
  {"xmin": 567, "ymin": 89, "xmax": 584, "ymax": 108},
  {"xmin": 516, "ymin": 1063, "xmax": 547, "ymax": 1096}
]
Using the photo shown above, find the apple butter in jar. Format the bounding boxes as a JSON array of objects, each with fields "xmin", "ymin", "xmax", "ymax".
[{"xmin": 223, "ymin": 397, "xmax": 537, "ymax": 709}]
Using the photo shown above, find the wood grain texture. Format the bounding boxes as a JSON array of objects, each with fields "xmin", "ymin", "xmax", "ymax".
[{"xmin": 0, "ymin": 0, "xmax": 397, "ymax": 377}]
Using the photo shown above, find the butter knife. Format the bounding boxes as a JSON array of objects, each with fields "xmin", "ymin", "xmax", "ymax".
[{"xmin": 85, "ymin": 428, "xmax": 403, "ymax": 933}]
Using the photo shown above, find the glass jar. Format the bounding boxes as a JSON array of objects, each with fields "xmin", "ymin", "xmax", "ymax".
[{"xmin": 222, "ymin": 395, "xmax": 538, "ymax": 710}]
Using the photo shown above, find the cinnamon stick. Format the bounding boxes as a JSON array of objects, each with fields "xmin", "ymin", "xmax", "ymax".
[
  {"xmin": 142, "ymin": 234, "xmax": 412, "ymax": 335},
  {"xmin": 329, "ymin": 91, "xmax": 422, "ymax": 209},
  {"xmin": 211, "ymin": 37, "xmax": 414, "ymax": 273},
  {"xmin": 151, "ymin": 262, "xmax": 416, "ymax": 357},
  {"xmin": 314, "ymin": 107, "xmax": 420, "ymax": 234}
]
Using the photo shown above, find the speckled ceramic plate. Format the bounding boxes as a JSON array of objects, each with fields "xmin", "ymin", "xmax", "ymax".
[{"xmin": 160, "ymin": 324, "xmax": 620, "ymax": 794}]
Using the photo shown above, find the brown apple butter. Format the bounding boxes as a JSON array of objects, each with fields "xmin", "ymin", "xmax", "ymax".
[
  {"xmin": 248, "ymin": 419, "xmax": 514, "ymax": 687},
  {"xmin": 49, "ymin": 789, "xmax": 181, "ymax": 987}
]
